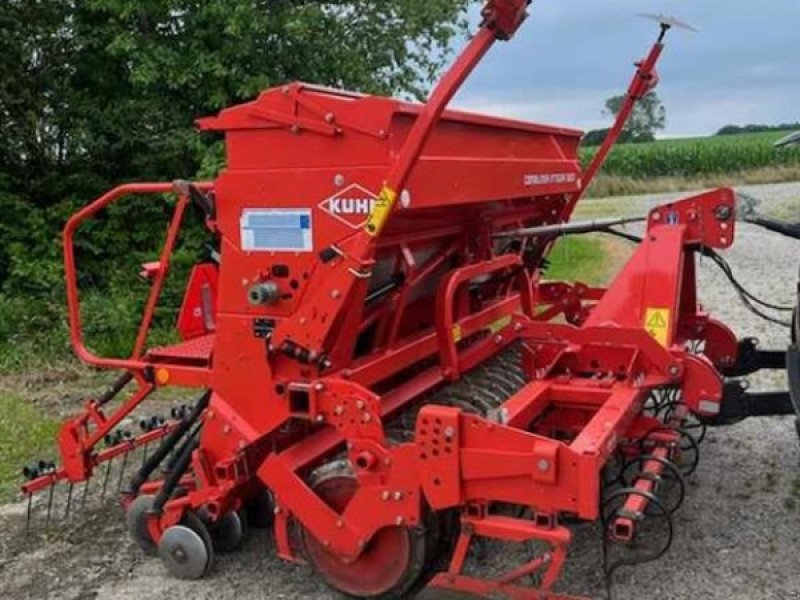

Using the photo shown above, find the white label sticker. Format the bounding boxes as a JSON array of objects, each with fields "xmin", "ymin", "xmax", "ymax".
[
  {"xmin": 240, "ymin": 209, "xmax": 312, "ymax": 252},
  {"xmin": 523, "ymin": 172, "xmax": 577, "ymax": 187}
]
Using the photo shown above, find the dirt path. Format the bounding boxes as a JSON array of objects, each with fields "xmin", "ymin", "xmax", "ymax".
[{"xmin": 1, "ymin": 182, "xmax": 799, "ymax": 600}]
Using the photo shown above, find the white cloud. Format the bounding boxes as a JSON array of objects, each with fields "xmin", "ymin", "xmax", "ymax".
[{"xmin": 454, "ymin": 0, "xmax": 800, "ymax": 137}]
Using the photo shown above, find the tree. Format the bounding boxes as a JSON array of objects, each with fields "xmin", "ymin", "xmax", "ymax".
[
  {"xmin": 0, "ymin": 0, "xmax": 473, "ymax": 295},
  {"xmin": 603, "ymin": 91, "xmax": 666, "ymax": 143}
]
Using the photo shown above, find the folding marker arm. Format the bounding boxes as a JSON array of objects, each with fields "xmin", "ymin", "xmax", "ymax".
[{"xmin": 363, "ymin": 0, "xmax": 531, "ymax": 240}]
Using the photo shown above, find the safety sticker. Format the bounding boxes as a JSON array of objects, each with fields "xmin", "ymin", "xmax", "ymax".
[
  {"xmin": 240, "ymin": 209, "xmax": 312, "ymax": 252},
  {"xmin": 644, "ymin": 308, "xmax": 670, "ymax": 347}
]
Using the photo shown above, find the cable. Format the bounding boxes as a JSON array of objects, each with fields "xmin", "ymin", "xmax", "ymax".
[{"xmin": 702, "ymin": 248, "xmax": 793, "ymax": 327}]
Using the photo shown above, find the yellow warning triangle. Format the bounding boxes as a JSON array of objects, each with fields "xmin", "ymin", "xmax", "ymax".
[{"xmin": 647, "ymin": 312, "xmax": 667, "ymax": 328}]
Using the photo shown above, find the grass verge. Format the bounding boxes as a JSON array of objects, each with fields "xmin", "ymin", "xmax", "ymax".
[
  {"xmin": 585, "ymin": 164, "xmax": 800, "ymax": 199},
  {"xmin": 0, "ymin": 393, "xmax": 59, "ymax": 500},
  {"xmin": 546, "ymin": 235, "xmax": 619, "ymax": 286}
]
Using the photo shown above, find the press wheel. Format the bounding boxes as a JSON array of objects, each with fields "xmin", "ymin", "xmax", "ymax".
[
  {"xmin": 210, "ymin": 510, "xmax": 248, "ymax": 553},
  {"xmin": 299, "ymin": 461, "xmax": 429, "ymax": 599}
]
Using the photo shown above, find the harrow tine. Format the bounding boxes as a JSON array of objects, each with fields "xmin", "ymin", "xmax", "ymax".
[
  {"xmin": 25, "ymin": 492, "xmax": 33, "ymax": 532},
  {"xmin": 81, "ymin": 476, "xmax": 91, "ymax": 509},
  {"xmin": 100, "ymin": 458, "xmax": 113, "ymax": 502},
  {"xmin": 141, "ymin": 442, "xmax": 149, "ymax": 469},
  {"xmin": 116, "ymin": 451, "xmax": 130, "ymax": 493},
  {"xmin": 45, "ymin": 484, "xmax": 54, "ymax": 527},
  {"xmin": 64, "ymin": 482, "xmax": 74, "ymax": 520}
]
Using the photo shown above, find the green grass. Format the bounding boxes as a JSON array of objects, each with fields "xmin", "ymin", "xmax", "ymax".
[
  {"xmin": 545, "ymin": 235, "xmax": 613, "ymax": 286},
  {"xmin": 0, "ymin": 394, "xmax": 59, "ymax": 500}
]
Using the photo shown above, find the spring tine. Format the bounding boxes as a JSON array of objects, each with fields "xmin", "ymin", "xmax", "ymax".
[
  {"xmin": 64, "ymin": 483, "xmax": 74, "ymax": 519},
  {"xmin": 116, "ymin": 451, "xmax": 130, "ymax": 493},
  {"xmin": 45, "ymin": 485, "xmax": 54, "ymax": 527},
  {"xmin": 100, "ymin": 459, "xmax": 113, "ymax": 502},
  {"xmin": 25, "ymin": 492, "xmax": 33, "ymax": 532}
]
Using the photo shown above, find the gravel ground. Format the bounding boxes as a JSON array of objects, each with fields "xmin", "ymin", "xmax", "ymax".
[{"xmin": 1, "ymin": 182, "xmax": 799, "ymax": 600}]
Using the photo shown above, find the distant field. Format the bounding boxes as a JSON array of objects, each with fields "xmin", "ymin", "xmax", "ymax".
[{"xmin": 583, "ymin": 130, "xmax": 800, "ymax": 197}]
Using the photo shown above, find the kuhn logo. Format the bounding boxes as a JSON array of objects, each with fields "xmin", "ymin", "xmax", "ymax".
[{"xmin": 319, "ymin": 184, "xmax": 378, "ymax": 229}]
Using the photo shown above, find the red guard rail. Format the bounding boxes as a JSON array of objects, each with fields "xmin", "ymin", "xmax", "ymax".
[{"xmin": 63, "ymin": 181, "xmax": 213, "ymax": 371}]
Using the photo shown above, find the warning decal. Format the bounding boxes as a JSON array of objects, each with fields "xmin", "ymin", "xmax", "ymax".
[{"xmin": 645, "ymin": 308, "xmax": 670, "ymax": 347}]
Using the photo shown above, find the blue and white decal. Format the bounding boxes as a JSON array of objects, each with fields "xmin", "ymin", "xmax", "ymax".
[{"xmin": 240, "ymin": 209, "xmax": 312, "ymax": 252}]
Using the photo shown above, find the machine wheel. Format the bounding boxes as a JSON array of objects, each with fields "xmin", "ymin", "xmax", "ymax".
[
  {"xmin": 158, "ymin": 510, "xmax": 214, "ymax": 580},
  {"xmin": 245, "ymin": 485, "xmax": 275, "ymax": 529},
  {"xmin": 126, "ymin": 494, "xmax": 158, "ymax": 556},
  {"xmin": 299, "ymin": 460, "xmax": 430, "ymax": 599},
  {"xmin": 210, "ymin": 510, "xmax": 248, "ymax": 553}
]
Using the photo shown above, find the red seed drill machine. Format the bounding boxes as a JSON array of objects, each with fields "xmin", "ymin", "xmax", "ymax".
[{"xmin": 20, "ymin": 2, "xmax": 800, "ymax": 598}]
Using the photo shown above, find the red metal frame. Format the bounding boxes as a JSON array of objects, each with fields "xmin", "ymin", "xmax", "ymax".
[{"xmin": 24, "ymin": 2, "xmax": 752, "ymax": 598}]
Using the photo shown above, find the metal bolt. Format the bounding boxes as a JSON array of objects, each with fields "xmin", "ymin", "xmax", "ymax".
[
  {"xmin": 274, "ymin": 506, "xmax": 281, "ymax": 515},
  {"xmin": 668, "ymin": 364, "xmax": 681, "ymax": 377},
  {"xmin": 356, "ymin": 400, "xmax": 365, "ymax": 409},
  {"xmin": 324, "ymin": 112, "xmax": 335, "ymax": 123},
  {"xmin": 537, "ymin": 459, "xmax": 550, "ymax": 472},
  {"xmin": 363, "ymin": 413, "xmax": 372, "ymax": 423},
  {"xmin": 334, "ymin": 174, "xmax": 345, "ymax": 187},
  {"xmin": 336, "ymin": 519, "xmax": 343, "ymax": 528},
  {"xmin": 393, "ymin": 491, "xmax": 402, "ymax": 500},
  {"xmin": 652, "ymin": 212, "xmax": 661, "ymax": 221},
  {"xmin": 395, "ymin": 516, "xmax": 404, "ymax": 526},
  {"xmin": 331, "ymin": 289, "xmax": 341, "ymax": 299},
  {"xmin": 334, "ymin": 406, "xmax": 344, "ymax": 416},
  {"xmin": 443, "ymin": 426, "xmax": 455, "ymax": 439},
  {"xmin": 382, "ymin": 491, "xmax": 390, "ymax": 500},
  {"xmin": 314, "ymin": 382, "xmax": 325, "ymax": 391},
  {"xmin": 494, "ymin": 334, "xmax": 503, "ymax": 344},
  {"xmin": 315, "ymin": 414, "xmax": 325, "ymax": 424},
  {"xmin": 715, "ymin": 205, "xmax": 732, "ymax": 221},
  {"xmin": 222, "ymin": 424, "xmax": 231, "ymax": 434}
]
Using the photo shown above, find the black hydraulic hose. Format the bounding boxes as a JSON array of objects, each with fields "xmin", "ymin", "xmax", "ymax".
[
  {"xmin": 127, "ymin": 390, "xmax": 210, "ymax": 494},
  {"xmin": 163, "ymin": 422, "xmax": 202, "ymax": 476},
  {"xmin": 151, "ymin": 435, "xmax": 200, "ymax": 514},
  {"xmin": 365, "ymin": 272, "xmax": 406, "ymax": 304},
  {"xmin": 97, "ymin": 371, "xmax": 134, "ymax": 407},
  {"xmin": 745, "ymin": 215, "xmax": 800, "ymax": 240}
]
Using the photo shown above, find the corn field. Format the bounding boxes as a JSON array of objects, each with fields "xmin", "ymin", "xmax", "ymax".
[{"xmin": 581, "ymin": 131, "xmax": 800, "ymax": 178}]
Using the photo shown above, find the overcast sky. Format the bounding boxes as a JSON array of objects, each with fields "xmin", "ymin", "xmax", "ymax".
[{"xmin": 453, "ymin": 0, "xmax": 800, "ymax": 137}]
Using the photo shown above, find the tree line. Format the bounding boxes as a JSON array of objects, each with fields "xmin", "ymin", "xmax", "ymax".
[{"xmin": 0, "ymin": 0, "xmax": 471, "ymax": 299}]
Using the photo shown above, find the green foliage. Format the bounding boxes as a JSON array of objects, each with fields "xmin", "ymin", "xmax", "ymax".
[
  {"xmin": 0, "ymin": 0, "xmax": 472, "ymax": 364},
  {"xmin": 581, "ymin": 130, "xmax": 800, "ymax": 179},
  {"xmin": 717, "ymin": 123, "xmax": 800, "ymax": 136},
  {"xmin": 604, "ymin": 92, "xmax": 666, "ymax": 143}
]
